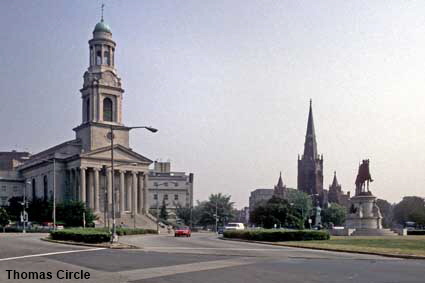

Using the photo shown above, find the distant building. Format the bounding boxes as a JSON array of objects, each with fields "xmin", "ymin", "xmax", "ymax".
[
  {"xmin": 297, "ymin": 100, "xmax": 325, "ymax": 206},
  {"xmin": 249, "ymin": 188, "xmax": 274, "ymax": 213},
  {"xmin": 147, "ymin": 161, "xmax": 194, "ymax": 221},
  {"xmin": 327, "ymin": 171, "xmax": 350, "ymax": 208},
  {"xmin": 273, "ymin": 172, "xmax": 288, "ymax": 199},
  {"xmin": 0, "ymin": 151, "xmax": 30, "ymax": 206}
]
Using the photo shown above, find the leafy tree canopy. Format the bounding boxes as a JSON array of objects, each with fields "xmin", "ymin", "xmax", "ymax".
[{"xmin": 321, "ymin": 203, "xmax": 346, "ymax": 227}]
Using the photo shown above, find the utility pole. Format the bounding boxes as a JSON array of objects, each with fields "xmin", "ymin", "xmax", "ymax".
[
  {"xmin": 52, "ymin": 158, "xmax": 56, "ymax": 230},
  {"xmin": 215, "ymin": 199, "xmax": 218, "ymax": 234},
  {"xmin": 110, "ymin": 125, "xmax": 118, "ymax": 243}
]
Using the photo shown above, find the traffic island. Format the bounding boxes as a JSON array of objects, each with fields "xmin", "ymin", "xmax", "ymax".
[{"xmin": 41, "ymin": 237, "xmax": 139, "ymax": 249}]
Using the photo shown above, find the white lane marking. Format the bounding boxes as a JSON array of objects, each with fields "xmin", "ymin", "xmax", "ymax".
[
  {"xmin": 120, "ymin": 257, "xmax": 258, "ymax": 281},
  {"xmin": 0, "ymin": 248, "xmax": 106, "ymax": 262},
  {"xmin": 144, "ymin": 247, "xmax": 286, "ymax": 251}
]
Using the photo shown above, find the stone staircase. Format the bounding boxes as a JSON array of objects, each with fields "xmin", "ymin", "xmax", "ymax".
[
  {"xmin": 350, "ymin": 228, "xmax": 399, "ymax": 236},
  {"xmin": 95, "ymin": 211, "xmax": 166, "ymax": 232}
]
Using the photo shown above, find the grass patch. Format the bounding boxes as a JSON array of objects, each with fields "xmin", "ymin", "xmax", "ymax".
[{"xmin": 278, "ymin": 236, "xmax": 425, "ymax": 257}]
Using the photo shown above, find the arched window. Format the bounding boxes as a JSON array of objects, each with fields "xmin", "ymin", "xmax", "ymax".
[
  {"xmin": 32, "ymin": 179, "xmax": 36, "ymax": 200},
  {"xmin": 103, "ymin": 97, "xmax": 113, "ymax": 122},
  {"xmin": 86, "ymin": 98, "xmax": 90, "ymax": 122},
  {"xmin": 43, "ymin": 176, "xmax": 48, "ymax": 201},
  {"xmin": 96, "ymin": 50, "xmax": 102, "ymax": 65},
  {"xmin": 104, "ymin": 49, "xmax": 110, "ymax": 65}
]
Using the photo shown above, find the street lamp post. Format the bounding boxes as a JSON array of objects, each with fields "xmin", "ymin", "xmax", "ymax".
[
  {"xmin": 108, "ymin": 125, "xmax": 157, "ymax": 243},
  {"xmin": 22, "ymin": 181, "xmax": 31, "ymax": 233}
]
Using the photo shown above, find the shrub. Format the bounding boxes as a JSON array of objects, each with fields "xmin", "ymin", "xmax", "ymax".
[
  {"xmin": 407, "ymin": 230, "xmax": 425, "ymax": 235},
  {"xmin": 50, "ymin": 228, "xmax": 110, "ymax": 243},
  {"xmin": 114, "ymin": 227, "xmax": 156, "ymax": 236},
  {"xmin": 223, "ymin": 229, "xmax": 330, "ymax": 242}
]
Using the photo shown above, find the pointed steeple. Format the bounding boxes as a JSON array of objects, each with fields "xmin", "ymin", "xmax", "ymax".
[
  {"xmin": 277, "ymin": 171, "xmax": 284, "ymax": 188},
  {"xmin": 331, "ymin": 171, "xmax": 339, "ymax": 187},
  {"xmin": 303, "ymin": 99, "xmax": 318, "ymax": 159}
]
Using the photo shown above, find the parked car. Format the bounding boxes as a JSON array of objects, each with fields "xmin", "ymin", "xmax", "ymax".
[
  {"xmin": 224, "ymin": 222, "xmax": 245, "ymax": 231},
  {"xmin": 174, "ymin": 226, "xmax": 191, "ymax": 237}
]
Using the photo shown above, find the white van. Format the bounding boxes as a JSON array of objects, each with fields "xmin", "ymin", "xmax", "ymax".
[{"xmin": 224, "ymin": 222, "xmax": 245, "ymax": 231}]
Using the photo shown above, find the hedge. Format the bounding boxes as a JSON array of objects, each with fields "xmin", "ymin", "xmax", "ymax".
[
  {"xmin": 50, "ymin": 227, "xmax": 157, "ymax": 243},
  {"xmin": 50, "ymin": 229, "xmax": 111, "ymax": 243},
  {"xmin": 115, "ymin": 227, "xmax": 157, "ymax": 236},
  {"xmin": 223, "ymin": 229, "xmax": 330, "ymax": 242},
  {"xmin": 407, "ymin": 230, "xmax": 425, "ymax": 235}
]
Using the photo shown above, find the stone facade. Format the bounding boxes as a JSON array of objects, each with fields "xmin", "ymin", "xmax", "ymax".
[
  {"xmin": 297, "ymin": 100, "xmax": 325, "ymax": 206},
  {"xmin": 146, "ymin": 161, "xmax": 194, "ymax": 221},
  {"xmin": 249, "ymin": 188, "xmax": 274, "ymax": 214},
  {"xmin": 273, "ymin": 172, "xmax": 288, "ymax": 199},
  {"xmin": 327, "ymin": 171, "xmax": 350, "ymax": 208},
  {"xmin": 0, "ymin": 19, "xmax": 166, "ymax": 229}
]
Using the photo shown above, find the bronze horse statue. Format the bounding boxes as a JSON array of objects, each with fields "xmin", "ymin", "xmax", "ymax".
[{"xmin": 355, "ymin": 159, "xmax": 374, "ymax": 196}]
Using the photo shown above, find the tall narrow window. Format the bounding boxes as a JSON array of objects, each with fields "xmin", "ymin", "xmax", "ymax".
[
  {"xmin": 103, "ymin": 97, "xmax": 113, "ymax": 122},
  {"xmin": 96, "ymin": 50, "xmax": 102, "ymax": 65},
  {"xmin": 43, "ymin": 176, "xmax": 48, "ymax": 201},
  {"xmin": 104, "ymin": 49, "xmax": 110, "ymax": 65},
  {"xmin": 86, "ymin": 98, "xmax": 90, "ymax": 122},
  {"xmin": 32, "ymin": 179, "xmax": 36, "ymax": 200}
]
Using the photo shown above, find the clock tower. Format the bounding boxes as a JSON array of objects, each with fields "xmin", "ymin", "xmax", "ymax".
[{"xmin": 73, "ymin": 17, "xmax": 130, "ymax": 151}]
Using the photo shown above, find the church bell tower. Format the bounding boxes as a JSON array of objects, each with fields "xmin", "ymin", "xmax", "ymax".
[{"xmin": 73, "ymin": 15, "xmax": 130, "ymax": 152}]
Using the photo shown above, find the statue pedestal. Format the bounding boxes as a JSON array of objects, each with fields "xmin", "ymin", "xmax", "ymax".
[{"xmin": 346, "ymin": 195, "xmax": 382, "ymax": 229}]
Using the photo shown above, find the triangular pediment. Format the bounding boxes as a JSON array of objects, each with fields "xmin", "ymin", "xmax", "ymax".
[{"xmin": 81, "ymin": 145, "xmax": 152, "ymax": 164}]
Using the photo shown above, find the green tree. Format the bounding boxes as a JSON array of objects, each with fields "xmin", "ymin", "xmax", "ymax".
[
  {"xmin": 0, "ymin": 208, "xmax": 10, "ymax": 232},
  {"xmin": 175, "ymin": 204, "xmax": 191, "ymax": 225},
  {"xmin": 321, "ymin": 203, "xmax": 346, "ymax": 227},
  {"xmin": 159, "ymin": 199, "xmax": 168, "ymax": 221},
  {"xmin": 5, "ymin": 196, "xmax": 24, "ymax": 222},
  {"xmin": 198, "ymin": 193, "xmax": 235, "ymax": 227},
  {"xmin": 56, "ymin": 201, "xmax": 96, "ymax": 227},
  {"xmin": 250, "ymin": 196, "xmax": 299, "ymax": 229},
  {"xmin": 287, "ymin": 189, "xmax": 313, "ymax": 229},
  {"xmin": 27, "ymin": 198, "xmax": 52, "ymax": 223},
  {"xmin": 393, "ymin": 196, "xmax": 425, "ymax": 227}
]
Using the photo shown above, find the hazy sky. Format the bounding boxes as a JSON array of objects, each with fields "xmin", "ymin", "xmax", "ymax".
[{"xmin": 1, "ymin": 1, "xmax": 424, "ymax": 207}]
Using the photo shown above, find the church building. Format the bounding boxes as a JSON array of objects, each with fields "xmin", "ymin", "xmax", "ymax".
[
  {"xmin": 297, "ymin": 100, "xmax": 325, "ymax": 206},
  {"xmin": 0, "ymin": 17, "xmax": 166, "ymax": 228}
]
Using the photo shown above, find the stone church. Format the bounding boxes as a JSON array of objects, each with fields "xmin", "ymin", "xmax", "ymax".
[
  {"xmin": 0, "ymin": 18, "xmax": 163, "ymax": 228},
  {"xmin": 297, "ymin": 100, "xmax": 326, "ymax": 206}
]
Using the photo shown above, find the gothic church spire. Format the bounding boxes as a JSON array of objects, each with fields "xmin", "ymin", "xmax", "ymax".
[{"xmin": 303, "ymin": 99, "xmax": 318, "ymax": 159}]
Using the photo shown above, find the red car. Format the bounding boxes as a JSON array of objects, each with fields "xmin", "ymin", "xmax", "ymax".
[{"xmin": 174, "ymin": 226, "xmax": 191, "ymax": 237}]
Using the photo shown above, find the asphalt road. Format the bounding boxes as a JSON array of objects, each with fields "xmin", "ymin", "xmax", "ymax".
[{"xmin": 0, "ymin": 232, "xmax": 424, "ymax": 282}]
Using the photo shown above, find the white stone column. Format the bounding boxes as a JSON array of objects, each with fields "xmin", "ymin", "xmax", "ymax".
[
  {"xmin": 143, "ymin": 173, "xmax": 148, "ymax": 214},
  {"xmin": 80, "ymin": 167, "xmax": 86, "ymax": 205},
  {"xmin": 119, "ymin": 171, "xmax": 125, "ymax": 213},
  {"xmin": 94, "ymin": 168, "xmax": 100, "ymax": 212},
  {"xmin": 126, "ymin": 173, "xmax": 131, "ymax": 211},
  {"xmin": 107, "ymin": 168, "xmax": 112, "ymax": 206},
  {"xmin": 138, "ymin": 173, "xmax": 144, "ymax": 214},
  {"xmin": 88, "ymin": 169, "xmax": 94, "ymax": 209},
  {"xmin": 132, "ymin": 172, "xmax": 138, "ymax": 215}
]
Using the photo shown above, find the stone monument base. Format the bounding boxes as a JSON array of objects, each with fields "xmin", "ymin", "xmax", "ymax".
[{"xmin": 344, "ymin": 194, "xmax": 398, "ymax": 236}]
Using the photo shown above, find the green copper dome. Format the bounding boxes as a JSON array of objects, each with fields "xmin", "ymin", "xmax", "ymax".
[{"xmin": 94, "ymin": 20, "xmax": 111, "ymax": 33}]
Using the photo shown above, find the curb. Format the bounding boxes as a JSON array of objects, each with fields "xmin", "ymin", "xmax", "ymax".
[
  {"xmin": 219, "ymin": 237, "xmax": 425, "ymax": 260},
  {"xmin": 41, "ymin": 237, "xmax": 141, "ymax": 249}
]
